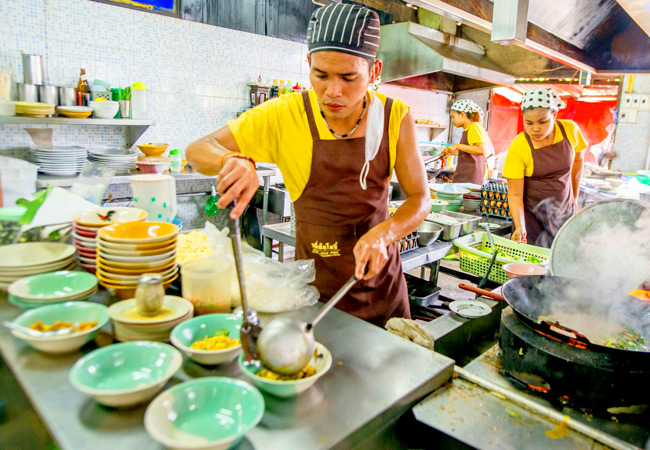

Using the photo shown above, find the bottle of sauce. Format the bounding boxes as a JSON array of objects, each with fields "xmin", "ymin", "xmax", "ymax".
[
  {"xmin": 269, "ymin": 79, "xmax": 279, "ymax": 98},
  {"xmin": 77, "ymin": 68, "xmax": 89, "ymax": 106},
  {"xmin": 278, "ymin": 80, "xmax": 285, "ymax": 96},
  {"xmin": 292, "ymin": 82, "xmax": 301, "ymax": 93}
]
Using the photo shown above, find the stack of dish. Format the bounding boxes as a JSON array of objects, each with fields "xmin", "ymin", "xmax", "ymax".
[
  {"xmin": 30, "ymin": 146, "xmax": 87, "ymax": 176},
  {"xmin": 430, "ymin": 184, "xmax": 469, "ymax": 212},
  {"xmin": 462, "ymin": 194, "xmax": 482, "ymax": 211},
  {"xmin": 0, "ymin": 243, "xmax": 75, "ymax": 290},
  {"xmin": 7, "ymin": 271, "xmax": 98, "ymax": 310},
  {"xmin": 57, "ymin": 106, "xmax": 92, "ymax": 118},
  {"xmin": 14, "ymin": 101, "xmax": 55, "ymax": 117},
  {"xmin": 96, "ymin": 222, "xmax": 179, "ymax": 299},
  {"xmin": 88, "ymin": 149, "xmax": 138, "ymax": 174},
  {"xmin": 72, "ymin": 207, "xmax": 148, "ymax": 274},
  {"xmin": 108, "ymin": 296, "xmax": 193, "ymax": 342}
]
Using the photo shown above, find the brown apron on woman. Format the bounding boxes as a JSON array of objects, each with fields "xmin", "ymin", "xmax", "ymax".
[
  {"xmin": 453, "ymin": 130, "xmax": 486, "ymax": 185},
  {"xmin": 292, "ymin": 91, "xmax": 410, "ymax": 327},
  {"xmin": 523, "ymin": 122, "xmax": 575, "ymax": 248}
]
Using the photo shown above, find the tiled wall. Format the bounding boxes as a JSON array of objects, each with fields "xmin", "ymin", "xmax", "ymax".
[
  {"xmin": 612, "ymin": 74, "xmax": 650, "ymax": 172},
  {"xmin": 0, "ymin": 0, "xmax": 311, "ymax": 152}
]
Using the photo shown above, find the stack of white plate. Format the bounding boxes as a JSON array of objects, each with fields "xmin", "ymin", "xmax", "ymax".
[
  {"xmin": 88, "ymin": 149, "xmax": 138, "ymax": 173},
  {"xmin": 30, "ymin": 146, "xmax": 87, "ymax": 176},
  {"xmin": 0, "ymin": 243, "xmax": 76, "ymax": 290}
]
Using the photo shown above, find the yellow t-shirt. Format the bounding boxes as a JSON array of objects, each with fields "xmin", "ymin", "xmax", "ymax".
[
  {"xmin": 503, "ymin": 119, "xmax": 587, "ymax": 179},
  {"xmin": 228, "ymin": 89, "xmax": 410, "ymax": 201},
  {"xmin": 466, "ymin": 121, "xmax": 489, "ymax": 146}
]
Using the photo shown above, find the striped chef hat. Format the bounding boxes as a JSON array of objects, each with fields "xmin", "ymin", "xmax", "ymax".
[
  {"xmin": 521, "ymin": 88, "xmax": 566, "ymax": 111},
  {"xmin": 307, "ymin": 4, "xmax": 381, "ymax": 62},
  {"xmin": 451, "ymin": 99, "xmax": 483, "ymax": 114}
]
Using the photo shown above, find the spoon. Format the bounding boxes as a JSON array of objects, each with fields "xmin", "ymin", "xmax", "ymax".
[
  {"xmin": 256, "ymin": 273, "xmax": 360, "ymax": 375},
  {"xmin": 3, "ymin": 321, "xmax": 74, "ymax": 338}
]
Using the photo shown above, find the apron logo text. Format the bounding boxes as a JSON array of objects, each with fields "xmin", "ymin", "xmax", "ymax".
[{"xmin": 311, "ymin": 241, "xmax": 340, "ymax": 257}]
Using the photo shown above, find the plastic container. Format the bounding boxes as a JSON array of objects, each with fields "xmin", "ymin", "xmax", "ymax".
[
  {"xmin": 131, "ymin": 82, "xmax": 148, "ymax": 119},
  {"xmin": 130, "ymin": 174, "xmax": 177, "ymax": 223},
  {"xmin": 292, "ymin": 82, "xmax": 301, "ymax": 93},
  {"xmin": 284, "ymin": 80, "xmax": 293, "ymax": 95},
  {"xmin": 0, "ymin": 156, "xmax": 38, "ymax": 207},
  {"xmin": 269, "ymin": 79, "xmax": 279, "ymax": 98},
  {"xmin": 169, "ymin": 149, "xmax": 182, "ymax": 174},
  {"xmin": 278, "ymin": 80, "xmax": 285, "ymax": 96},
  {"xmin": 181, "ymin": 258, "xmax": 233, "ymax": 315}
]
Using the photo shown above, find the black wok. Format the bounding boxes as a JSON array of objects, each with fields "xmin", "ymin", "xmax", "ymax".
[{"xmin": 502, "ymin": 275, "xmax": 650, "ymax": 355}]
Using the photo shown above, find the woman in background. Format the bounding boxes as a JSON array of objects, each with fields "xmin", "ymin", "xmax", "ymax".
[
  {"xmin": 503, "ymin": 88, "xmax": 587, "ymax": 247},
  {"xmin": 442, "ymin": 99, "xmax": 494, "ymax": 185}
]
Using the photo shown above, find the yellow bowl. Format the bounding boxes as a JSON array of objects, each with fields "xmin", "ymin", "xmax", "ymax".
[
  {"xmin": 96, "ymin": 266, "xmax": 178, "ymax": 286},
  {"xmin": 98, "ymin": 222, "xmax": 178, "ymax": 244},
  {"xmin": 59, "ymin": 110, "xmax": 92, "ymax": 119},
  {"xmin": 137, "ymin": 143, "xmax": 169, "ymax": 157},
  {"xmin": 73, "ymin": 207, "xmax": 148, "ymax": 228},
  {"xmin": 97, "ymin": 260, "xmax": 176, "ymax": 275},
  {"xmin": 99, "ymin": 275, "xmax": 178, "ymax": 300},
  {"xmin": 99, "ymin": 238, "xmax": 177, "ymax": 252},
  {"xmin": 96, "ymin": 255, "xmax": 176, "ymax": 270},
  {"xmin": 97, "ymin": 242, "xmax": 176, "ymax": 257}
]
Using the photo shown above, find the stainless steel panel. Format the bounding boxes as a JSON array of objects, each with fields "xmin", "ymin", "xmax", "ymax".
[
  {"xmin": 491, "ymin": 0, "xmax": 529, "ymax": 44},
  {"xmin": 22, "ymin": 53, "xmax": 43, "ymax": 85}
]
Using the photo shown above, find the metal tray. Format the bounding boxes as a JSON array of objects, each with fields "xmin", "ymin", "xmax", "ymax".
[
  {"xmin": 440, "ymin": 211, "xmax": 479, "ymax": 235},
  {"xmin": 425, "ymin": 217, "xmax": 462, "ymax": 241}
]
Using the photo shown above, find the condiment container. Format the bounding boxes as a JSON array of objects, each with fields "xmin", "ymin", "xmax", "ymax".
[
  {"xmin": 169, "ymin": 149, "xmax": 182, "ymax": 174},
  {"xmin": 130, "ymin": 81, "xmax": 147, "ymax": 119},
  {"xmin": 181, "ymin": 258, "xmax": 232, "ymax": 315},
  {"xmin": 135, "ymin": 274, "xmax": 165, "ymax": 315}
]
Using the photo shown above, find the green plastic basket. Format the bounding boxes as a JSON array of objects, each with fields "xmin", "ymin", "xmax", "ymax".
[{"xmin": 454, "ymin": 231, "xmax": 550, "ymax": 284}]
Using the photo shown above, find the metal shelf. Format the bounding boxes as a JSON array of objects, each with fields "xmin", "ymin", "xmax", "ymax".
[{"xmin": 0, "ymin": 117, "xmax": 155, "ymax": 147}]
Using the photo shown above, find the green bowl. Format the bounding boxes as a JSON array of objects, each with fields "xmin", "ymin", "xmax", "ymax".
[
  {"xmin": 170, "ymin": 314, "xmax": 242, "ymax": 365},
  {"xmin": 8, "ymin": 270, "xmax": 97, "ymax": 301},
  {"xmin": 430, "ymin": 200, "xmax": 448, "ymax": 213},
  {"xmin": 69, "ymin": 341, "xmax": 182, "ymax": 407},
  {"xmin": 8, "ymin": 294, "xmax": 93, "ymax": 310},
  {"xmin": 445, "ymin": 204, "xmax": 462, "ymax": 212},
  {"xmin": 11, "ymin": 301, "xmax": 108, "ymax": 354},
  {"xmin": 238, "ymin": 342, "xmax": 332, "ymax": 398},
  {"xmin": 144, "ymin": 377, "xmax": 264, "ymax": 450}
]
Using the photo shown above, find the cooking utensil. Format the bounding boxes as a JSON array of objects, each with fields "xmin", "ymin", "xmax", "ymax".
[
  {"xmin": 17, "ymin": 83, "xmax": 39, "ymax": 102},
  {"xmin": 58, "ymin": 87, "xmax": 77, "ymax": 106},
  {"xmin": 21, "ymin": 54, "xmax": 44, "ymax": 85},
  {"xmin": 38, "ymin": 85, "xmax": 58, "ymax": 106},
  {"xmin": 476, "ymin": 214, "xmax": 498, "ymax": 290},
  {"xmin": 230, "ymin": 205, "xmax": 262, "ymax": 367},
  {"xmin": 257, "ymin": 273, "xmax": 361, "ymax": 375},
  {"xmin": 416, "ymin": 221, "xmax": 443, "ymax": 246},
  {"xmin": 458, "ymin": 283, "xmax": 505, "ymax": 302},
  {"xmin": 3, "ymin": 321, "xmax": 74, "ymax": 338}
]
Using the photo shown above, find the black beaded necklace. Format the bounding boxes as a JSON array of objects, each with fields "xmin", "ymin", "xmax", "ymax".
[{"xmin": 318, "ymin": 95, "xmax": 367, "ymax": 139}]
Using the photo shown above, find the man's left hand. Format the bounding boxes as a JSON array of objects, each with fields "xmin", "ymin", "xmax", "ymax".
[{"xmin": 353, "ymin": 225, "xmax": 392, "ymax": 280}]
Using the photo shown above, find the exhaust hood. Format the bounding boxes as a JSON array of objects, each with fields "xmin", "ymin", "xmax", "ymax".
[{"xmin": 377, "ymin": 22, "xmax": 515, "ymax": 92}]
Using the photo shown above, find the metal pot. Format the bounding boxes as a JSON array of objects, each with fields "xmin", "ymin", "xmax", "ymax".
[
  {"xmin": 39, "ymin": 85, "xmax": 58, "ymax": 106},
  {"xmin": 21, "ymin": 54, "xmax": 43, "ymax": 85},
  {"xmin": 17, "ymin": 83, "xmax": 39, "ymax": 102},
  {"xmin": 58, "ymin": 87, "xmax": 77, "ymax": 106}
]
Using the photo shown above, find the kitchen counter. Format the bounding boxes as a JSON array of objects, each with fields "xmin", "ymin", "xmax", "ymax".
[{"xmin": 0, "ymin": 291, "xmax": 454, "ymax": 450}]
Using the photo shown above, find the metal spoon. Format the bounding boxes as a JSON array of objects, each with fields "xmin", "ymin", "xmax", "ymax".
[
  {"xmin": 256, "ymin": 274, "xmax": 360, "ymax": 375},
  {"xmin": 3, "ymin": 321, "xmax": 74, "ymax": 338},
  {"xmin": 230, "ymin": 204, "xmax": 262, "ymax": 368}
]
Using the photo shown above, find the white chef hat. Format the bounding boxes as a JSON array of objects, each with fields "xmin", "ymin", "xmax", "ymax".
[{"xmin": 521, "ymin": 88, "xmax": 566, "ymax": 111}]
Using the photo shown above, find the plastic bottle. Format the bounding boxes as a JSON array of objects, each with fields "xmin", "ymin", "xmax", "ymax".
[
  {"xmin": 269, "ymin": 79, "xmax": 279, "ymax": 98},
  {"xmin": 292, "ymin": 82, "xmax": 301, "ymax": 93},
  {"xmin": 284, "ymin": 80, "xmax": 293, "ymax": 95},
  {"xmin": 169, "ymin": 149, "xmax": 182, "ymax": 174},
  {"xmin": 131, "ymin": 81, "xmax": 148, "ymax": 119},
  {"xmin": 278, "ymin": 80, "xmax": 285, "ymax": 96}
]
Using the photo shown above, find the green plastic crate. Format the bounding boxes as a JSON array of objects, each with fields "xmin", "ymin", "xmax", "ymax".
[{"xmin": 454, "ymin": 231, "xmax": 550, "ymax": 284}]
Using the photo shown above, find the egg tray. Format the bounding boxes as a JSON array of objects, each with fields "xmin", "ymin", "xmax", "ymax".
[
  {"xmin": 479, "ymin": 206, "xmax": 512, "ymax": 221},
  {"xmin": 396, "ymin": 231, "xmax": 419, "ymax": 254}
]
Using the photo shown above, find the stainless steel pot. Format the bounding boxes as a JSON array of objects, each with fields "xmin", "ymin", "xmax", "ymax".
[
  {"xmin": 58, "ymin": 87, "xmax": 76, "ymax": 106},
  {"xmin": 22, "ymin": 54, "xmax": 44, "ymax": 85},
  {"xmin": 440, "ymin": 211, "xmax": 480, "ymax": 235},
  {"xmin": 425, "ymin": 218, "xmax": 462, "ymax": 241},
  {"xmin": 17, "ymin": 83, "xmax": 39, "ymax": 102},
  {"xmin": 416, "ymin": 221, "xmax": 443, "ymax": 246},
  {"xmin": 39, "ymin": 85, "xmax": 58, "ymax": 105}
]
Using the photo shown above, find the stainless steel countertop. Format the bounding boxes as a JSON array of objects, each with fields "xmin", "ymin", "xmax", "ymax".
[
  {"xmin": 262, "ymin": 222, "xmax": 454, "ymax": 272},
  {"xmin": 0, "ymin": 291, "xmax": 454, "ymax": 450},
  {"xmin": 413, "ymin": 323, "xmax": 648, "ymax": 450}
]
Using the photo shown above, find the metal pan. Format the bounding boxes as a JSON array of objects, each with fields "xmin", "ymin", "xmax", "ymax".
[{"xmin": 502, "ymin": 275, "xmax": 650, "ymax": 355}]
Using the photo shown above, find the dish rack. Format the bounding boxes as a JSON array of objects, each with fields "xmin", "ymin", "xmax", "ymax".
[
  {"xmin": 480, "ymin": 182, "xmax": 512, "ymax": 220},
  {"xmin": 397, "ymin": 230, "xmax": 419, "ymax": 254},
  {"xmin": 454, "ymin": 231, "xmax": 550, "ymax": 284}
]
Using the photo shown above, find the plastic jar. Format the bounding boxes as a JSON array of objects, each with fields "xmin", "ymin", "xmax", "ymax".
[
  {"xmin": 169, "ymin": 149, "xmax": 182, "ymax": 174},
  {"xmin": 181, "ymin": 258, "xmax": 232, "ymax": 315}
]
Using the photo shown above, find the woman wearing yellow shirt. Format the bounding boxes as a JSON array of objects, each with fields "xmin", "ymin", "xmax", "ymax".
[
  {"xmin": 442, "ymin": 99, "xmax": 494, "ymax": 185},
  {"xmin": 503, "ymin": 88, "xmax": 587, "ymax": 247}
]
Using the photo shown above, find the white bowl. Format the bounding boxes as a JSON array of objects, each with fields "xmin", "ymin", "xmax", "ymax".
[{"xmin": 89, "ymin": 101, "xmax": 119, "ymax": 119}]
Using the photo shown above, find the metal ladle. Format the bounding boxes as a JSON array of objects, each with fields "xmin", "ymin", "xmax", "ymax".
[{"xmin": 256, "ymin": 274, "xmax": 360, "ymax": 375}]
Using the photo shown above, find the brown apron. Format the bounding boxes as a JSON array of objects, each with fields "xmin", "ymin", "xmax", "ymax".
[
  {"xmin": 523, "ymin": 122, "xmax": 575, "ymax": 248},
  {"xmin": 453, "ymin": 130, "xmax": 486, "ymax": 184},
  {"xmin": 293, "ymin": 91, "xmax": 410, "ymax": 327}
]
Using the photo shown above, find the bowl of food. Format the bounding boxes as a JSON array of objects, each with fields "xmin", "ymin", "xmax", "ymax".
[
  {"xmin": 144, "ymin": 377, "xmax": 263, "ymax": 450},
  {"xmin": 89, "ymin": 100, "xmax": 119, "ymax": 119},
  {"xmin": 502, "ymin": 262, "xmax": 548, "ymax": 279},
  {"xmin": 10, "ymin": 301, "xmax": 109, "ymax": 353},
  {"xmin": 238, "ymin": 341, "xmax": 332, "ymax": 397},
  {"xmin": 416, "ymin": 221, "xmax": 444, "ymax": 247},
  {"xmin": 136, "ymin": 159, "xmax": 171, "ymax": 174},
  {"xmin": 170, "ymin": 314, "xmax": 242, "ymax": 365},
  {"xmin": 69, "ymin": 341, "xmax": 182, "ymax": 407},
  {"xmin": 136, "ymin": 143, "xmax": 169, "ymax": 157}
]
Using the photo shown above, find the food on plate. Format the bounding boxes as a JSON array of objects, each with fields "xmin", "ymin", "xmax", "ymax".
[
  {"xmin": 257, "ymin": 365, "xmax": 316, "ymax": 381},
  {"xmin": 415, "ymin": 119, "xmax": 443, "ymax": 126},
  {"xmin": 29, "ymin": 320, "xmax": 98, "ymax": 333},
  {"xmin": 176, "ymin": 231, "xmax": 211, "ymax": 265},
  {"xmin": 606, "ymin": 327, "xmax": 648, "ymax": 351},
  {"xmin": 190, "ymin": 329, "xmax": 240, "ymax": 351}
]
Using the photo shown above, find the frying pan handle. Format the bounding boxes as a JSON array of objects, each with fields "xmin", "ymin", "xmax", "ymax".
[
  {"xmin": 458, "ymin": 283, "xmax": 506, "ymax": 302},
  {"xmin": 538, "ymin": 320, "xmax": 591, "ymax": 349}
]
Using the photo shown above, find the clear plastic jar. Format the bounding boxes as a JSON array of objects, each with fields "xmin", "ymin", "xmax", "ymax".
[{"xmin": 181, "ymin": 258, "xmax": 232, "ymax": 315}]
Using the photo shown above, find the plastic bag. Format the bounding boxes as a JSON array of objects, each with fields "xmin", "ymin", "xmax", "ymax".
[
  {"xmin": 71, "ymin": 161, "xmax": 115, "ymax": 204},
  {"xmin": 202, "ymin": 222, "xmax": 319, "ymax": 313}
]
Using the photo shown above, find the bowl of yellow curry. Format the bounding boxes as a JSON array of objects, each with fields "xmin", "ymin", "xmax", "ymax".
[
  {"xmin": 10, "ymin": 302, "xmax": 109, "ymax": 354},
  {"xmin": 170, "ymin": 314, "xmax": 242, "ymax": 365},
  {"xmin": 238, "ymin": 342, "xmax": 332, "ymax": 397}
]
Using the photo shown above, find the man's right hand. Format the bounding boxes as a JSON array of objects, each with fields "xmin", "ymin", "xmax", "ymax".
[
  {"xmin": 216, "ymin": 156, "xmax": 258, "ymax": 219},
  {"xmin": 511, "ymin": 227, "xmax": 527, "ymax": 244}
]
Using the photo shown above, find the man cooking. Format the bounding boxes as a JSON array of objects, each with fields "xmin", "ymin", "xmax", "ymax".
[{"xmin": 186, "ymin": 4, "xmax": 431, "ymax": 326}]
